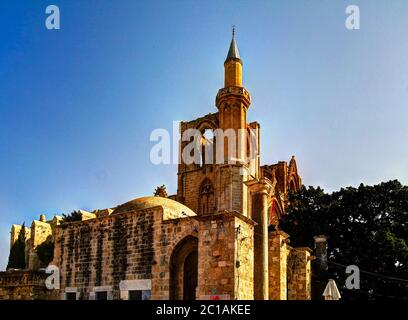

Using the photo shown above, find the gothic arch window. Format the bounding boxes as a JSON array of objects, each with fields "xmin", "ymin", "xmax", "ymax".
[
  {"xmin": 289, "ymin": 178, "xmax": 297, "ymax": 192},
  {"xmin": 200, "ymin": 129, "xmax": 214, "ymax": 166},
  {"xmin": 246, "ymin": 126, "xmax": 258, "ymax": 167},
  {"xmin": 195, "ymin": 120, "xmax": 216, "ymax": 168},
  {"xmin": 198, "ymin": 178, "xmax": 215, "ymax": 215},
  {"xmin": 268, "ymin": 199, "xmax": 282, "ymax": 226}
]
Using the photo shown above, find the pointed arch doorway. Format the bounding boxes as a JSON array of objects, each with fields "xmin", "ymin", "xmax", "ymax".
[{"xmin": 170, "ymin": 236, "xmax": 198, "ymax": 300}]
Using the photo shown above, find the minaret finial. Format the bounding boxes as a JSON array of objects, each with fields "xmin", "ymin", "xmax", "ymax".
[{"xmin": 232, "ymin": 25, "xmax": 235, "ymax": 37}]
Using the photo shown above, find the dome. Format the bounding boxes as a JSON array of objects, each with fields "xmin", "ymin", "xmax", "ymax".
[{"xmin": 112, "ymin": 196, "xmax": 196, "ymax": 220}]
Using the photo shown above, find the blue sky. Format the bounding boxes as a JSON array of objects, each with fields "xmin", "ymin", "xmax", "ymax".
[{"xmin": 0, "ymin": 0, "xmax": 407, "ymax": 269}]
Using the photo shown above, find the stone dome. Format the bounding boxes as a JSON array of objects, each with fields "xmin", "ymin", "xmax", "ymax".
[{"xmin": 112, "ymin": 196, "xmax": 196, "ymax": 220}]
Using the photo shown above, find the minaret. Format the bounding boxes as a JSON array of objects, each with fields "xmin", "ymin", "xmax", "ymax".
[
  {"xmin": 214, "ymin": 28, "xmax": 254, "ymax": 217},
  {"xmin": 215, "ymin": 28, "xmax": 251, "ymax": 163}
]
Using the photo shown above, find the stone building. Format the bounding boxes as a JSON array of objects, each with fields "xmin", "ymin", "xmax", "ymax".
[{"xmin": 0, "ymin": 32, "xmax": 312, "ymax": 300}]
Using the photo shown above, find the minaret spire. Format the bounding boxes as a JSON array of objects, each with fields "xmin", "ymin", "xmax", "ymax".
[
  {"xmin": 223, "ymin": 26, "xmax": 243, "ymax": 87},
  {"xmin": 225, "ymin": 26, "xmax": 241, "ymax": 63}
]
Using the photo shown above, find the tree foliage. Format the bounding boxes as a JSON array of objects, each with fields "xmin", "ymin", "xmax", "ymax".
[
  {"xmin": 36, "ymin": 236, "xmax": 54, "ymax": 267},
  {"xmin": 61, "ymin": 210, "xmax": 82, "ymax": 223},
  {"xmin": 7, "ymin": 224, "xmax": 27, "ymax": 270},
  {"xmin": 280, "ymin": 180, "xmax": 408, "ymax": 300}
]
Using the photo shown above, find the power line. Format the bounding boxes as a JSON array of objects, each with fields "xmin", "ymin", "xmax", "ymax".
[{"xmin": 325, "ymin": 259, "xmax": 408, "ymax": 283}]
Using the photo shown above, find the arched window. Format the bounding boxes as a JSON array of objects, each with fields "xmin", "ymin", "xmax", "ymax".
[
  {"xmin": 289, "ymin": 179, "xmax": 296, "ymax": 192},
  {"xmin": 200, "ymin": 129, "xmax": 214, "ymax": 166},
  {"xmin": 268, "ymin": 199, "xmax": 282, "ymax": 226},
  {"xmin": 198, "ymin": 178, "xmax": 215, "ymax": 215}
]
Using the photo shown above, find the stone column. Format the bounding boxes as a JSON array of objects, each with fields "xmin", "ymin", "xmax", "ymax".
[
  {"xmin": 260, "ymin": 188, "xmax": 269, "ymax": 299},
  {"xmin": 313, "ymin": 235, "xmax": 328, "ymax": 273},
  {"xmin": 269, "ymin": 231, "xmax": 289, "ymax": 300},
  {"xmin": 287, "ymin": 247, "xmax": 312, "ymax": 300},
  {"xmin": 247, "ymin": 178, "xmax": 273, "ymax": 300},
  {"xmin": 312, "ymin": 235, "xmax": 328, "ymax": 300}
]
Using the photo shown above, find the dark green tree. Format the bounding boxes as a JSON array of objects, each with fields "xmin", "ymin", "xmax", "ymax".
[
  {"xmin": 36, "ymin": 236, "xmax": 54, "ymax": 267},
  {"xmin": 7, "ymin": 224, "xmax": 27, "ymax": 270},
  {"xmin": 279, "ymin": 180, "xmax": 408, "ymax": 300},
  {"xmin": 61, "ymin": 210, "xmax": 82, "ymax": 223}
]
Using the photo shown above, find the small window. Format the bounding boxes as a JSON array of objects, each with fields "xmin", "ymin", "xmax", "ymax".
[
  {"xmin": 95, "ymin": 291, "xmax": 108, "ymax": 300},
  {"xmin": 66, "ymin": 292, "xmax": 76, "ymax": 300},
  {"xmin": 128, "ymin": 290, "xmax": 142, "ymax": 300},
  {"xmin": 128, "ymin": 290, "xmax": 151, "ymax": 300}
]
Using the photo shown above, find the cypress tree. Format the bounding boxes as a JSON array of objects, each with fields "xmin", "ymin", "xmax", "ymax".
[{"xmin": 7, "ymin": 224, "xmax": 27, "ymax": 270}]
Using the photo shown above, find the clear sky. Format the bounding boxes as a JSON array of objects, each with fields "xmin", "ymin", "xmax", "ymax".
[{"xmin": 0, "ymin": 0, "xmax": 407, "ymax": 269}]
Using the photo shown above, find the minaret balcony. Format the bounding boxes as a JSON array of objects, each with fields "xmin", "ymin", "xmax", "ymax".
[{"xmin": 215, "ymin": 86, "xmax": 251, "ymax": 107}]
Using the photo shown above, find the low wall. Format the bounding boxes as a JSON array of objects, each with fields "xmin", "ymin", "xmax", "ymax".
[{"xmin": 0, "ymin": 270, "xmax": 57, "ymax": 300}]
